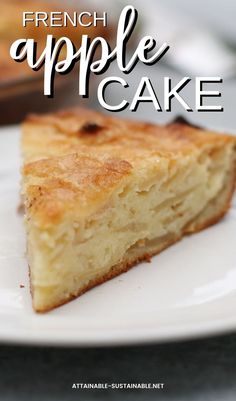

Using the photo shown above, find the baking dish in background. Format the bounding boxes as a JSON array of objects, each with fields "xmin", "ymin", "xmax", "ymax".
[{"xmin": 0, "ymin": 0, "xmax": 110, "ymax": 124}]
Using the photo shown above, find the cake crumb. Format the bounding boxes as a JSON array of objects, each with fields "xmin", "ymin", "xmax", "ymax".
[{"xmin": 17, "ymin": 204, "xmax": 24, "ymax": 214}]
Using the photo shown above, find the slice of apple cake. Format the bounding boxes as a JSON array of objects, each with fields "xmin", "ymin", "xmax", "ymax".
[{"xmin": 21, "ymin": 109, "xmax": 236, "ymax": 311}]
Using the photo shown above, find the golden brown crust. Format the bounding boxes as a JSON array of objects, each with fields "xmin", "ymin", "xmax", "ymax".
[
  {"xmin": 23, "ymin": 107, "xmax": 236, "ymax": 172},
  {"xmin": 23, "ymin": 153, "xmax": 132, "ymax": 226},
  {"xmin": 25, "ymin": 107, "xmax": 235, "ymax": 149},
  {"xmin": 22, "ymin": 107, "xmax": 236, "ymax": 228}
]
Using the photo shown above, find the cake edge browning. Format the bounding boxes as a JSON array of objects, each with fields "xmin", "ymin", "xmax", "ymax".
[
  {"xmin": 32, "ymin": 162, "xmax": 236, "ymax": 313},
  {"xmin": 22, "ymin": 107, "xmax": 236, "ymax": 312}
]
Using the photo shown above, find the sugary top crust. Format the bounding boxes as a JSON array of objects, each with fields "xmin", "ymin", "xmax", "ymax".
[
  {"xmin": 22, "ymin": 107, "xmax": 236, "ymax": 228},
  {"xmin": 23, "ymin": 107, "xmax": 236, "ymax": 160}
]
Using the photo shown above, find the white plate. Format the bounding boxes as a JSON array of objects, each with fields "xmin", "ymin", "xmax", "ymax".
[{"xmin": 0, "ymin": 125, "xmax": 236, "ymax": 347}]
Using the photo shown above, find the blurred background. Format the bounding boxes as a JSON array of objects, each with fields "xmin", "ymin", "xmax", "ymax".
[{"xmin": 0, "ymin": 0, "xmax": 236, "ymax": 131}]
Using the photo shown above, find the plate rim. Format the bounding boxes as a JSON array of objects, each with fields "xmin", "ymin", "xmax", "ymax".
[{"xmin": 1, "ymin": 125, "xmax": 236, "ymax": 347}]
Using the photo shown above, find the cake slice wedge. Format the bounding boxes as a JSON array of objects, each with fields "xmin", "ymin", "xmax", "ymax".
[{"xmin": 21, "ymin": 108, "xmax": 236, "ymax": 312}]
